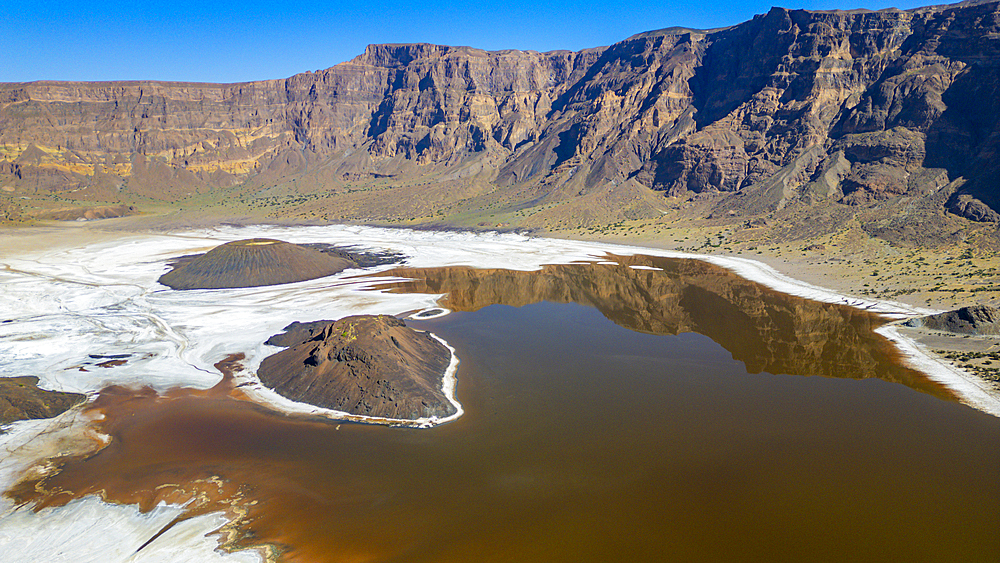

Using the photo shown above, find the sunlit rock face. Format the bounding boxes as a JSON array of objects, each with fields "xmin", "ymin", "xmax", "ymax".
[
  {"xmin": 158, "ymin": 238, "xmax": 355, "ymax": 289},
  {"xmin": 258, "ymin": 315, "xmax": 455, "ymax": 420},
  {"xmin": 4, "ymin": 2, "xmax": 1000, "ymax": 235}
]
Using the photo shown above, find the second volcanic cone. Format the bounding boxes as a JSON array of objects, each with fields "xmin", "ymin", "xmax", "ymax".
[{"xmin": 159, "ymin": 238, "xmax": 355, "ymax": 290}]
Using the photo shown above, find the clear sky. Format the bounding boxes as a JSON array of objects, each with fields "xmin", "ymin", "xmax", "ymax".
[{"xmin": 2, "ymin": 0, "xmax": 938, "ymax": 83}]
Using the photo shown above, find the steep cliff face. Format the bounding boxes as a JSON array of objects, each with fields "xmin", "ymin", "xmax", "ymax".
[
  {"xmin": 634, "ymin": 3, "xmax": 1000, "ymax": 221},
  {"xmin": 2, "ymin": 1, "xmax": 999, "ymax": 231},
  {"xmin": 358, "ymin": 44, "xmax": 603, "ymax": 166}
]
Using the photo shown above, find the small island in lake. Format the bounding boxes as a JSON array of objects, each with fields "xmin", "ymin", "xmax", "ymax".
[
  {"xmin": 158, "ymin": 238, "xmax": 355, "ymax": 290},
  {"xmin": 258, "ymin": 315, "xmax": 456, "ymax": 421}
]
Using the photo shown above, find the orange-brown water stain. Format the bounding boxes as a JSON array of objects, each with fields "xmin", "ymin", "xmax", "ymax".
[
  {"xmin": 6, "ymin": 354, "xmax": 387, "ymax": 563},
  {"xmin": 7, "ymin": 261, "xmax": 996, "ymax": 563}
]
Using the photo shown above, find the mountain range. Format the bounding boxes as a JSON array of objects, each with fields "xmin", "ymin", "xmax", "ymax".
[{"xmin": 2, "ymin": 0, "xmax": 999, "ymax": 246}]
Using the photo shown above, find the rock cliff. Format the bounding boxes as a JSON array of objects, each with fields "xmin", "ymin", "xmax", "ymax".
[{"xmin": 2, "ymin": 1, "xmax": 999, "ymax": 238}]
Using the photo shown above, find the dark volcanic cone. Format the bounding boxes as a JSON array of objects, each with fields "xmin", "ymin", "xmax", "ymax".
[
  {"xmin": 258, "ymin": 315, "xmax": 456, "ymax": 421},
  {"xmin": 158, "ymin": 238, "xmax": 354, "ymax": 290}
]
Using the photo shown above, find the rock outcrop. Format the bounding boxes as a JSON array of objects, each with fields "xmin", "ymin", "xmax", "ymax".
[
  {"xmin": 258, "ymin": 315, "xmax": 455, "ymax": 421},
  {"xmin": 3, "ymin": 2, "xmax": 1000, "ymax": 236},
  {"xmin": 159, "ymin": 238, "xmax": 354, "ymax": 289},
  {"xmin": 905, "ymin": 304, "xmax": 1000, "ymax": 334},
  {"xmin": 0, "ymin": 376, "xmax": 86, "ymax": 425}
]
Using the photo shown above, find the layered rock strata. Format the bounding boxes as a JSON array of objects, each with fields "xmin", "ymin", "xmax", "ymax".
[{"xmin": 2, "ymin": 2, "xmax": 1000, "ymax": 231}]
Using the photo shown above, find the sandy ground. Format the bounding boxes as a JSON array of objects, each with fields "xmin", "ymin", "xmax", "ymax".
[{"xmin": 895, "ymin": 326, "xmax": 1000, "ymax": 389}]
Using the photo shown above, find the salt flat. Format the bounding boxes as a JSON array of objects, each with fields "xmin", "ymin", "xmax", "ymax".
[
  {"xmin": 1, "ymin": 224, "xmax": 998, "ymax": 562},
  {"xmin": 2, "ymin": 223, "xmax": 997, "ymax": 419}
]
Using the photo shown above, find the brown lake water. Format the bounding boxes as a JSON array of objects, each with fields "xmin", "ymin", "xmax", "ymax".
[{"xmin": 13, "ymin": 256, "xmax": 1000, "ymax": 562}]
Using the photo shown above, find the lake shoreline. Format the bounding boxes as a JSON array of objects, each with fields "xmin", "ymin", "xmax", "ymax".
[
  {"xmin": 1, "ymin": 219, "xmax": 999, "ymax": 417},
  {"xmin": 1, "ymin": 220, "xmax": 999, "ymax": 563}
]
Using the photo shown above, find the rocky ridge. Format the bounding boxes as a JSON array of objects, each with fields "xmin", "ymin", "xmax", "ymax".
[
  {"xmin": 905, "ymin": 304, "xmax": 1000, "ymax": 334},
  {"xmin": 2, "ymin": 2, "xmax": 1000, "ymax": 243}
]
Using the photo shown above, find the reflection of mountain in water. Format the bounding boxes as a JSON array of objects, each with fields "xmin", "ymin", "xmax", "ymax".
[
  {"xmin": 159, "ymin": 239, "xmax": 354, "ymax": 290},
  {"xmin": 375, "ymin": 254, "xmax": 951, "ymax": 400}
]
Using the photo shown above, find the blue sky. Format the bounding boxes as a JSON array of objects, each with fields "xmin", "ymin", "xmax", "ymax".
[{"xmin": 3, "ymin": 0, "xmax": 937, "ymax": 83}]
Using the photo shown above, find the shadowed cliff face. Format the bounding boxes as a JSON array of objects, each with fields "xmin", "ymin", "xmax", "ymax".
[
  {"xmin": 375, "ymin": 255, "xmax": 951, "ymax": 399},
  {"xmin": 2, "ymin": 2, "xmax": 999, "ymax": 230}
]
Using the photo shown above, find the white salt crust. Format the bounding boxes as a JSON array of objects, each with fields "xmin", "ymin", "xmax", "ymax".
[
  {"xmin": 2, "ymin": 224, "xmax": 998, "ymax": 561},
  {"xmin": 0, "ymin": 223, "xmax": 994, "ymax": 419},
  {"xmin": 0, "ymin": 495, "xmax": 264, "ymax": 563}
]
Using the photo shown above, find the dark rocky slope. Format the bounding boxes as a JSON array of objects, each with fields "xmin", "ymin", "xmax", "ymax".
[
  {"xmin": 258, "ymin": 315, "xmax": 456, "ymax": 420},
  {"xmin": 905, "ymin": 304, "xmax": 1000, "ymax": 334},
  {"xmin": 0, "ymin": 376, "xmax": 86, "ymax": 426},
  {"xmin": 159, "ymin": 238, "xmax": 354, "ymax": 289},
  {"xmin": 3, "ymin": 1, "xmax": 1000, "ymax": 241}
]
